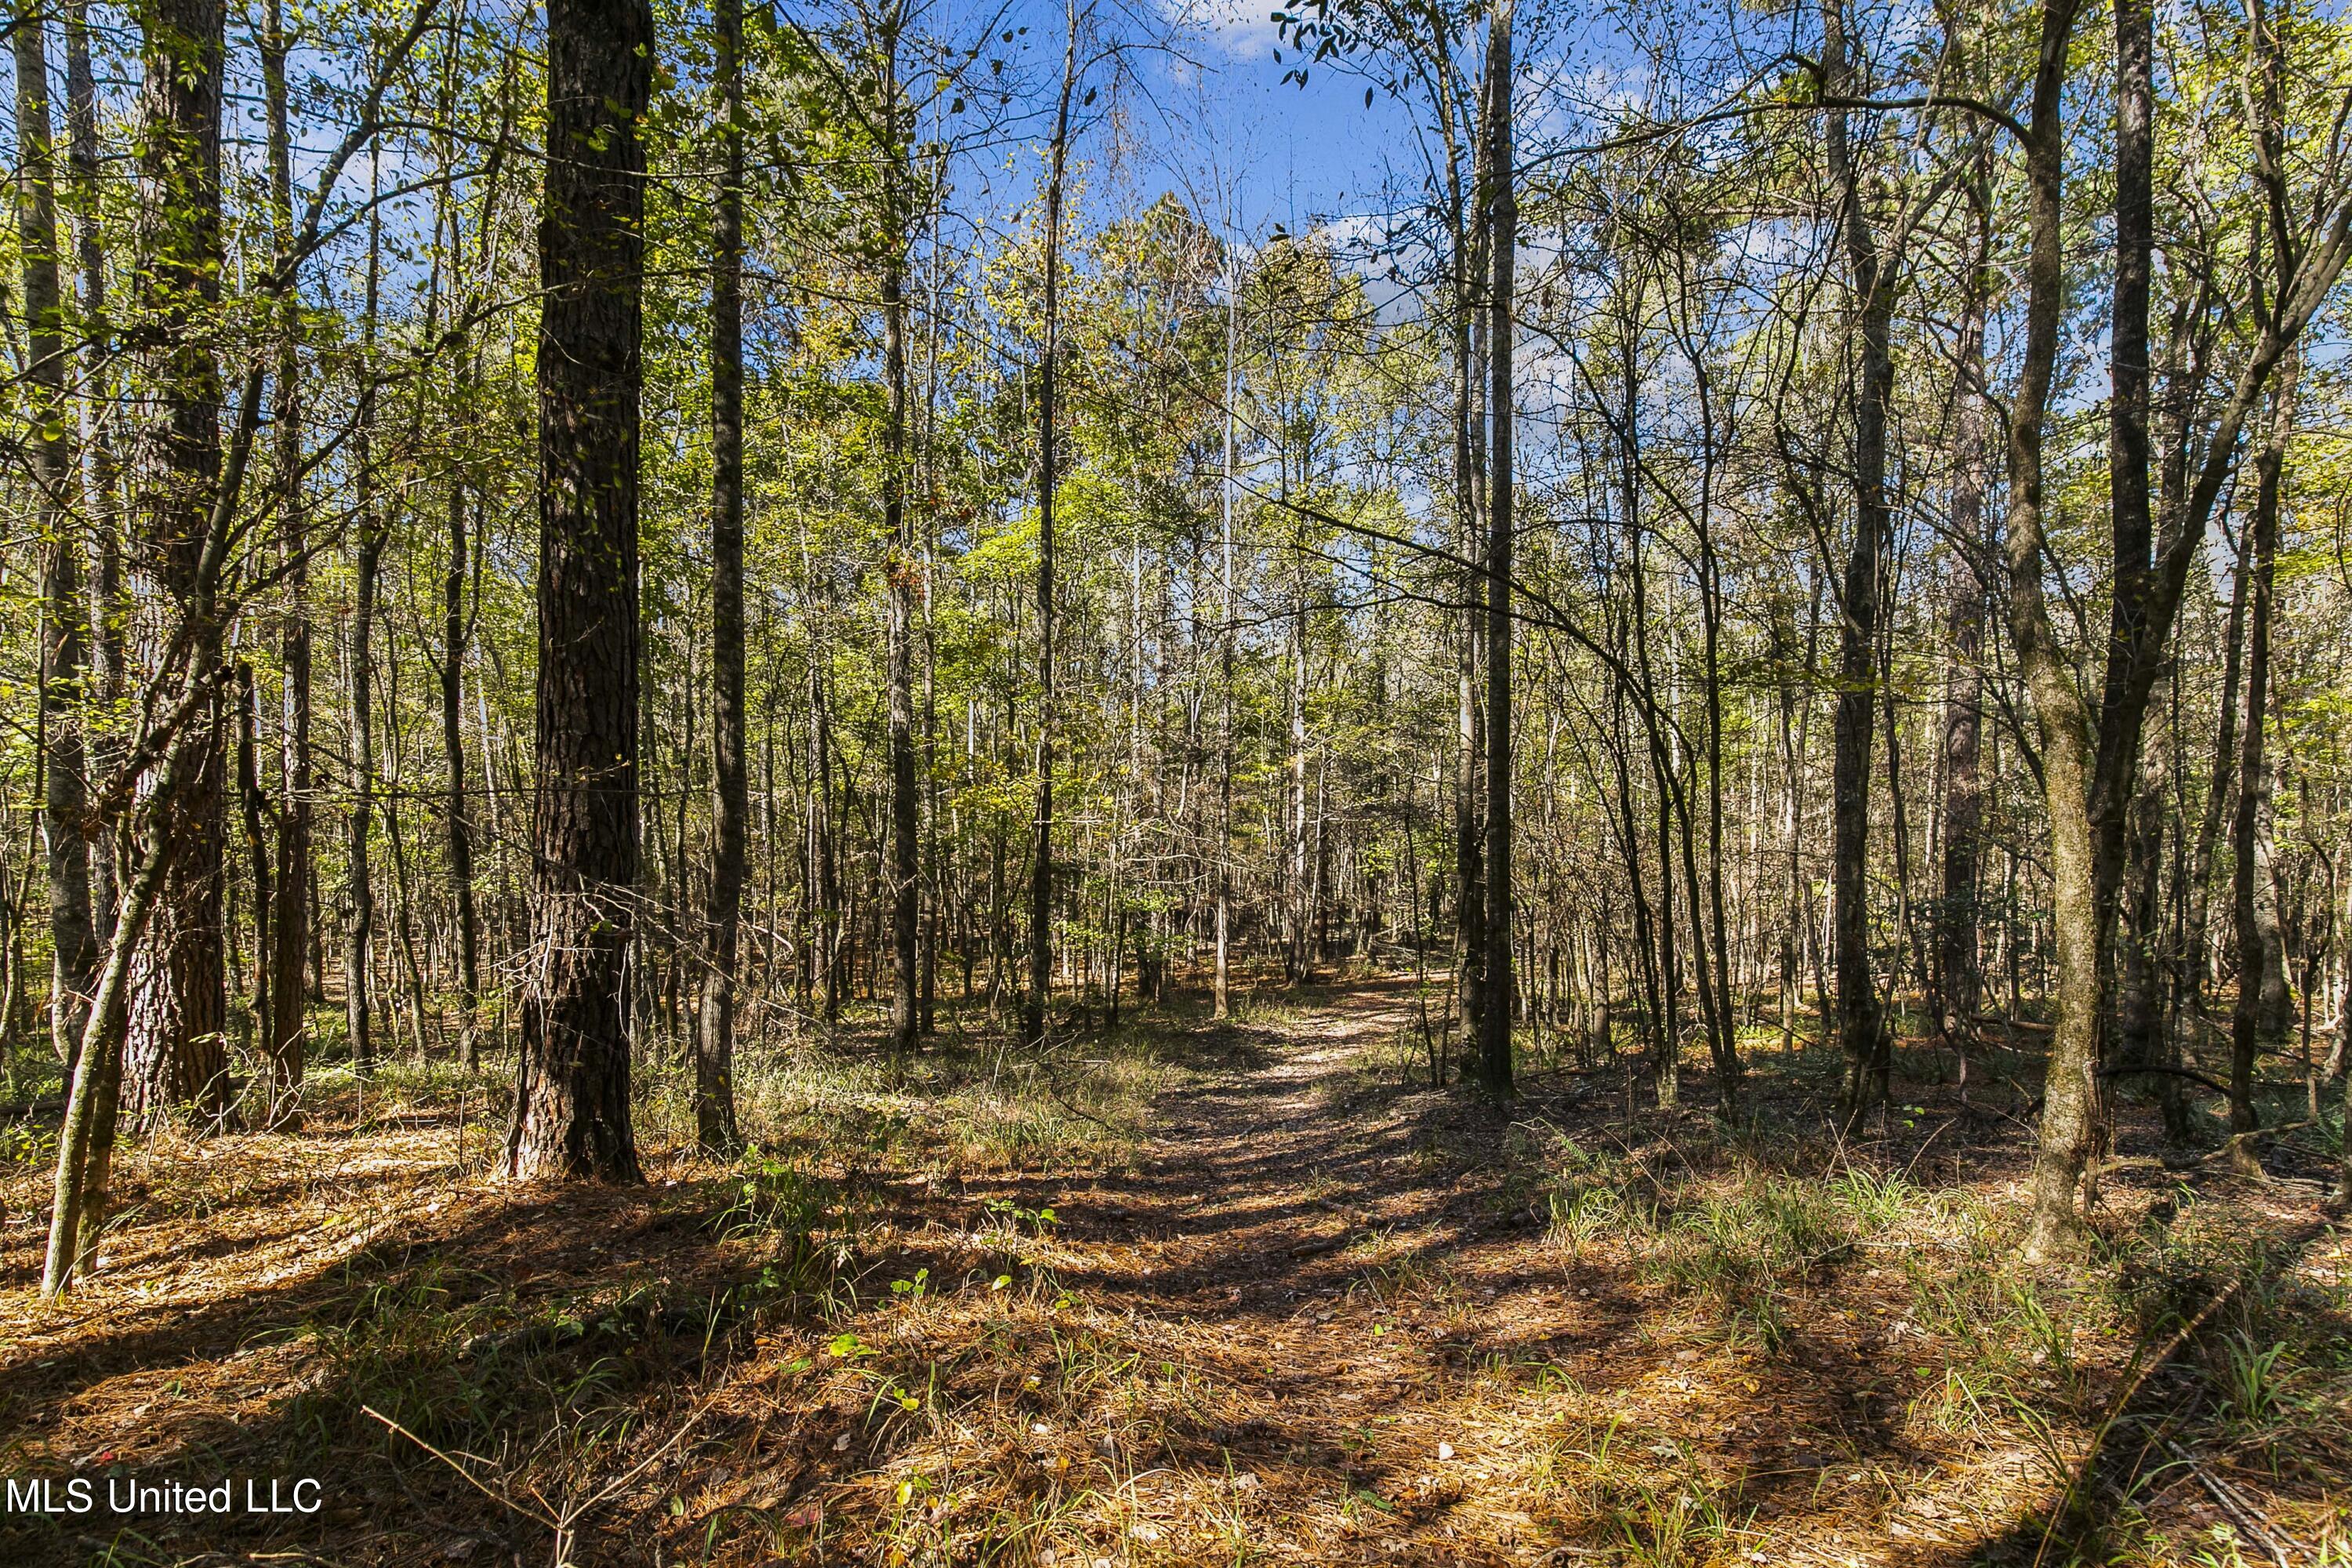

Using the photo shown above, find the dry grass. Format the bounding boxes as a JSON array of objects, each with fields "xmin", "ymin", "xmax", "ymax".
[{"xmin": 0, "ymin": 983, "xmax": 2345, "ymax": 1566}]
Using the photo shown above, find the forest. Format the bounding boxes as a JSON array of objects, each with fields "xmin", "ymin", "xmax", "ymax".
[{"xmin": 0, "ymin": 0, "xmax": 2348, "ymax": 1560}]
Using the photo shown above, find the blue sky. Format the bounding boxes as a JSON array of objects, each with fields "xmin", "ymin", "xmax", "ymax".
[{"xmin": 1123, "ymin": 0, "xmax": 1426, "ymax": 234}]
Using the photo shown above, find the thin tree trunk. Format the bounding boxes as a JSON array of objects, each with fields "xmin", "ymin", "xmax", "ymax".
[
  {"xmin": 64, "ymin": 0, "xmax": 123, "ymax": 947},
  {"xmin": 1936, "ymin": 171, "xmax": 1992, "ymax": 1051},
  {"xmin": 260, "ymin": 0, "xmax": 310, "ymax": 1109},
  {"xmin": 880, "ymin": 12, "xmax": 920, "ymax": 1055},
  {"xmin": 15, "ymin": 13, "xmax": 100, "ymax": 1079},
  {"xmin": 1025, "ymin": 4, "xmax": 1080, "ymax": 1049},
  {"xmin": 1824, "ymin": 0, "xmax": 1893, "ymax": 1116},
  {"xmin": 2230, "ymin": 364, "xmax": 2296, "ymax": 1131},
  {"xmin": 695, "ymin": 0, "xmax": 747, "ymax": 1153},
  {"xmin": 1214, "ymin": 239, "xmax": 1236, "ymax": 1022},
  {"xmin": 347, "ymin": 209, "xmax": 383, "ymax": 1074},
  {"xmin": 236, "ymin": 663, "xmax": 274, "ymax": 1077},
  {"xmin": 1479, "ymin": 0, "xmax": 1515, "ymax": 1097},
  {"xmin": 45, "ymin": 713, "xmax": 209, "ymax": 1294},
  {"xmin": 2004, "ymin": 0, "xmax": 2099, "ymax": 1260},
  {"xmin": 442, "ymin": 482, "xmax": 481, "ymax": 1065}
]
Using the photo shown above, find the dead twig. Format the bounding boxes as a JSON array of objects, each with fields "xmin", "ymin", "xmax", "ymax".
[{"xmin": 2163, "ymin": 1437, "xmax": 2295, "ymax": 1568}]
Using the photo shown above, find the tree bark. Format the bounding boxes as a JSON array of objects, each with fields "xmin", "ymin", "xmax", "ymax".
[
  {"xmin": 2004, "ymin": 0, "xmax": 2098, "ymax": 1261},
  {"xmin": 442, "ymin": 484, "xmax": 481, "ymax": 1064},
  {"xmin": 1478, "ymin": 0, "xmax": 1515, "ymax": 1098},
  {"xmin": 45, "ymin": 707, "xmax": 210, "ymax": 1294},
  {"xmin": 880, "ymin": 13, "xmax": 920, "ymax": 1056},
  {"xmin": 1823, "ymin": 0, "xmax": 1893, "ymax": 1116},
  {"xmin": 1936, "ymin": 165, "xmax": 1991, "ymax": 1052},
  {"xmin": 64, "ymin": 0, "xmax": 124, "ymax": 946},
  {"xmin": 261, "ymin": 0, "xmax": 309, "ymax": 1106},
  {"xmin": 15, "ymin": 13, "xmax": 100, "ymax": 1078},
  {"xmin": 696, "ymin": 0, "xmax": 747, "ymax": 1153},
  {"xmin": 507, "ymin": 0, "xmax": 652, "ymax": 1181},
  {"xmin": 2230, "ymin": 363, "xmax": 2296, "ymax": 1131},
  {"xmin": 122, "ymin": 0, "xmax": 233, "ymax": 1131},
  {"xmin": 347, "ymin": 209, "xmax": 383, "ymax": 1074},
  {"xmin": 1025, "ymin": 5, "xmax": 1080, "ymax": 1050}
]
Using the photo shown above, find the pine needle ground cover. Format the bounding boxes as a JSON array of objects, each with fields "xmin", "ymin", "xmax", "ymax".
[{"xmin": 1, "ymin": 982, "xmax": 2344, "ymax": 1567}]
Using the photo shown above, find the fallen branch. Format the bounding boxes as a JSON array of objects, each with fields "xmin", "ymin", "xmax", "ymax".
[
  {"xmin": 2099, "ymin": 1063, "xmax": 2236, "ymax": 1099},
  {"xmin": 2163, "ymin": 1437, "xmax": 2295, "ymax": 1566},
  {"xmin": 2027, "ymin": 1212, "xmax": 2344, "ymax": 1567},
  {"xmin": 363, "ymin": 1404, "xmax": 558, "ymax": 1531}
]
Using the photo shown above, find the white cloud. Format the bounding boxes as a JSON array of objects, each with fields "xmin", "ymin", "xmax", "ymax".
[{"xmin": 1160, "ymin": 0, "xmax": 1285, "ymax": 59}]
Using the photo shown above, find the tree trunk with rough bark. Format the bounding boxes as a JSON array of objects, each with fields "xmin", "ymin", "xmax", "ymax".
[
  {"xmin": 507, "ymin": 0, "xmax": 652, "ymax": 1181},
  {"xmin": 122, "ymin": 0, "xmax": 233, "ymax": 1132},
  {"xmin": 1936, "ymin": 165, "xmax": 1991, "ymax": 1053},
  {"xmin": 1025, "ymin": 5, "xmax": 1080, "ymax": 1050},
  {"xmin": 261, "ymin": 0, "xmax": 310, "ymax": 1107}
]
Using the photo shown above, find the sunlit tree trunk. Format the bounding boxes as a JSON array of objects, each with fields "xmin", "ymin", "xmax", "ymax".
[
  {"xmin": 1025, "ymin": 3, "xmax": 1080, "ymax": 1048},
  {"xmin": 15, "ymin": 14, "xmax": 99, "ymax": 1079},
  {"xmin": 1822, "ymin": 0, "xmax": 1893, "ymax": 1117},
  {"xmin": 64, "ymin": 0, "xmax": 124, "ymax": 946},
  {"xmin": 696, "ymin": 0, "xmax": 747, "ymax": 1152},
  {"xmin": 1936, "ymin": 178, "xmax": 1991, "ymax": 1055},
  {"xmin": 508, "ymin": 0, "xmax": 653, "ymax": 1181},
  {"xmin": 347, "ymin": 209, "xmax": 383, "ymax": 1075},
  {"xmin": 122, "ymin": 0, "xmax": 233, "ymax": 1131}
]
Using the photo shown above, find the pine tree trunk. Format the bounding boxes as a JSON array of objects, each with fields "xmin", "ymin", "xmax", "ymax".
[
  {"xmin": 1936, "ymin": 168, "xmax": 1991, "ymax": 1051},
  {"xmin": 123, "ymin": 0, "xmax": 232, "ymax": 1132},
  {"xmin": 347, "ymin": 212, "xmax": 383, "ymax": 1073},
  {"xmin": 508, "ymin": 0, "xmax": 652, "ymax": 1181},
  {"xmin": 1025, "ymin": 6, "xmax": 1080, "ymax": 1050},
  {"xmin": 64, "ymin": 0, "xmax": 124, "ymax": 948},
  {"xmin": 443, "ymin": 478, "xmax": 481, "ymax": 1065}
]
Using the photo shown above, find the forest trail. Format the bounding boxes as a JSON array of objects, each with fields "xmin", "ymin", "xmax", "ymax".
[
  {"xmin": 765, "ymin": 978, "xmax": 2097, "ymax": 1568},
  {"xmin": 1, "ymin": 979, "xmax": 2342, "ymax": 1566}
]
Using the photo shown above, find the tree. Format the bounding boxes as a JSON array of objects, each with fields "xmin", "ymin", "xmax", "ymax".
[
  {"xmin": 1025, "ymin": 2, "xmax": 1085, "ymax": 1049},
  {"xmin": 1477, "ymin": 0, "xmax": 1514, "ymax": 1098},
  {"xmin": 122, "ymin": 0, "xmax": 233, "ymax": 1131},
  {"xmin": 697, "ymin": 0, "xmax": 750, "ymax": 1153},
  {"xmin": 507, "ymin": 0, "xmax": 655, "ymax": 1181},
  {"xmin": 261, "ymin": 0, "xmax": 311, "ymax": 1109},
  {"xmin": 15, "ymin": 11, "xmax": 98, "ymax": 1080}
]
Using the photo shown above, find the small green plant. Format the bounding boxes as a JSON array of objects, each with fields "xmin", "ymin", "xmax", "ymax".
[
  {"xmin": 1548, "ymin": 1181, "xmax": 1624, "ymax": 1250},
  {"xmin": 1, "ymin": 1120, "xmax": 56, "ymax": 1165},
  {"xmin": 985, "ymin": 1197, "xmax": 1059, "ymax": 1234},
  {"xmin": 2218, "ymin": 1333, "xmax": 2290, "ymax": 1426},
  {"xmin": 717, "ymin": 1147, "xmax": 828, "ymax": 1241}
]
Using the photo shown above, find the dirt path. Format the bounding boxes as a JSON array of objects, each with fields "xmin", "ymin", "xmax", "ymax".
[
  {"xmin": 847, "ymin": 981, "xmax": 1735, "ymax": 1567},
  {"xmin": 807, "ymin": 979, "xmax": 2119, "ymax": 1568}
]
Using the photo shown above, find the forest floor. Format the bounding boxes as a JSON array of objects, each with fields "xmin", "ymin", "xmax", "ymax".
[{"xmin": 0, "ymin": 978, "xmax": 2347, "ymax": 1567}]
